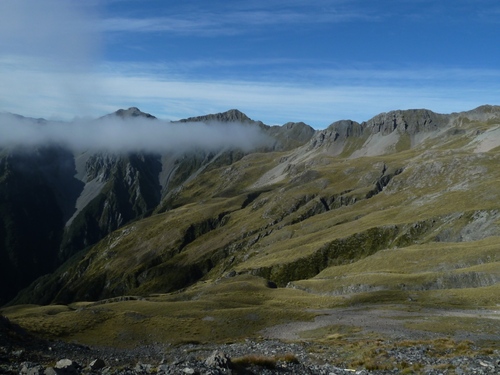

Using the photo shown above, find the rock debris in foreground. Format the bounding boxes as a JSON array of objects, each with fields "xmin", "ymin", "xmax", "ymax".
[{"xmin": 3, "ymin": 339, "xmax": 500, "ymax": 375}]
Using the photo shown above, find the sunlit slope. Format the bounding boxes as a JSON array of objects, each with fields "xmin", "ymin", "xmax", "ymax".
[{"xmin": 10, "ymin": 106, "xmax": 500, "ymax": 308}]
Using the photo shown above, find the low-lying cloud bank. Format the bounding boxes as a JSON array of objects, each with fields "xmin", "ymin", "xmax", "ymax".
[{"xmin": 0, "ymin": 113, "xmax": 272, "ymax": 153}]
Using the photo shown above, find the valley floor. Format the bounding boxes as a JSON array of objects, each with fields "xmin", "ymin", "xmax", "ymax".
[{"xmin": 2, "ymin": 304, "xmax": 499, "ymax": 374}]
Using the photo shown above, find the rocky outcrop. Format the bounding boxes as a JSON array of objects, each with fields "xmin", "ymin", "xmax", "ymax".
[
  {"xmin": 330, "ymin": 120, "xmax": 364, "ymax": 139},
  {"xmin": 60, "ymin": 152, "xmax": 163, "ymax": 261},
  {"xmin": 307, "ymin": 120, "xmax": 362, "ymax": 151},
  {"xmin": 266, "ymin": 121, "xmax": 316, "ymax": 150},
  {"xmin": 363, "ymin": 109, "xmax": 449, "ymax": 135},
  {"xmin": 307, "ymin": 109, "xmax": 451, "ymax": 155},
  {"xmin": 180, "ymin": 109, "xmax": 316, "ymax": 151}
]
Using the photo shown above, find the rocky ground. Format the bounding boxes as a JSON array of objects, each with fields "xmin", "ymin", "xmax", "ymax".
[
  {"xmin": 1, "ymin": 310, "xmax": 499, "ymax": 374},
  {"xmin": 1, "ymin": 337, "xmax": 500, "ymax": 375},
  {"xmin": 1, "ymin": 333, "xmax": 499, "ymax": 373}
]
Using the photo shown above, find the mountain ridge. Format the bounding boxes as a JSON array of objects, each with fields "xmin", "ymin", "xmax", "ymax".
[
  {"xmin": 0, "ymin": 107, "xmax": 316, "ymax": 305},
  {"xmin": 2, "ymin": 104, "xmax": 499, "ymax": 307}
]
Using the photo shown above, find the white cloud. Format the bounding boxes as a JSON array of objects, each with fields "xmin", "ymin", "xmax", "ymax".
[
  {"xmin": 100, "ymin": 7, "xmax": 374, "ymax": 36},
  {"xmin": 0, "ymin": 113, "xmax": 272, "ymax": 153}
]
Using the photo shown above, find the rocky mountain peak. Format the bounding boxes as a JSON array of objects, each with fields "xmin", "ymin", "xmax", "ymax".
[
  {"xmin": 113, "ymin": 107, "xmax": 156, "ymax": 119},
  {"xmin": 179, "ymin": 109, "xmax": 255, "ymax": 124},
  {"xmin": 307, "ymin": 119, "xmax": 362, "ymax": 151},
  {"xmin": 329, "ymin": 120, "xmax": 363, "ymax": 139},
  {"xmin": 279, "ymin": 121, "xmax": 315, "ymax": 139},
  {"xmin": 306, "ymin": 109, "xmax": 452, "ymax": 155},
  {"xmin": 362, "ymin": 109, "xmax": 448, "ymax": 135},
  {"xmin": 457, "ymin": 104, "xmax": 500, "ymax": 121}
]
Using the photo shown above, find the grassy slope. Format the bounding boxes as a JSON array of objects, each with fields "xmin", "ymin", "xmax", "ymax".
[
  {"xmin": 2, "ymin": 114, "xmax": 500, "ymax": 349},
  {"xmin": 1, "ymin": 275, "xmax": 327, "ymax": 347}
]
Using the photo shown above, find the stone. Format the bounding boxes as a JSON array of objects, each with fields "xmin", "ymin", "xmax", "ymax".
[
  {"xmin": 265, "ymin": 280, "xmax": 278, "ymax": 288},
  {"xmin": 19, "ymin": 362, "xmax": 33, "ymax": 374},
  {"xmin": 20, "ymin": 363, "xmax": 46, "ymax": 375},
  {"xmin": 26, "ymin": 364, "xmax": 45, "ymax": 375},
  {"xmin": 89, "ymin": 358, "xmax": 106, "ymax": 370},
  {"xmin": 205, "ymin": 350, "xmax": 232, "ymax": 369},
  {"xmin": 225, "ymin": 270, "xmax": 236, "ymax": 278},
  {"xmin": 134, "ymin": 362, "xmax": 152, "ymax": 373},
  {"xmin": 53, "ymin": 359, "xmax": 79, "ymax": 375},
  {"xmin": 157, "ymin": 364, "xmax": 170, "ymax": 374}
]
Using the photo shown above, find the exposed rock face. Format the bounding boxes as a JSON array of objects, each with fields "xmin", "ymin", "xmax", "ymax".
[
  {"xmin": 178, "ymin": 109, "xmax": 316, "ymax": 151},
  {"xmin": 60, "ymin": 151, "xmax": 163, "ymax": 260},
  {"xmin": 330, "ymin": 119, "xmax": 364, "ymax": 139},
  {"xmin": 266, "ymin": 121, "xmax": 316, "ymax": 150},
  {"xmin": 363, "ymin": 109, "xmax": 449, "ymax": 135},
  {"xmin": 308, "ymin": 120, "xmax": 363, "ymax": 153},
  {"xmin": 307, "ymin": 109, "xmax": 451, "ymax": 155}
]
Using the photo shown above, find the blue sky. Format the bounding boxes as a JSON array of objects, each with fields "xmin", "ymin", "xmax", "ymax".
[{"xmin": 0, "ymin": 0, "xmax": 499, "ymax": 128}]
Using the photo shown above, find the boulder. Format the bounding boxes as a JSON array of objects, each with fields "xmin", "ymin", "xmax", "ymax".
[
  {"xmin": 53, "ymin": 359, "xmax": 79, "ymax": 375},
  {"xmin": 19, "ymin": 362, "xmax": 45, "ymax": 375},
  {"xmin": 205, "ymin": 350, "xmax": 232, "ymax": 369},
  {"xmin": 89, "ymin": 358, "xmax": 106, "ymax": 370}
]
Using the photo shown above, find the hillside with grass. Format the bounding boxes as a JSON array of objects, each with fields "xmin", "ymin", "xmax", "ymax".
[
  {"xmin": 0, "ymin": 108, "xmax": 315, "ymax": 305},
  {"xmin": 2, "ymin": 105, "xmax": 499, "ymax": 360}
]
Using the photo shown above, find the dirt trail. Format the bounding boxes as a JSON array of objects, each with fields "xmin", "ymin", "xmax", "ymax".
[{"xmin": 261, "ymin": 304, "xmax": 500, "ymax": 342}]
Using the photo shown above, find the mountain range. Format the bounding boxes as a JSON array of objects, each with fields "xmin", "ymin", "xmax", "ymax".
[
  {"xmin": 1, "ymin": 104, "xmax": 499, "ymax": 320},
  {"xmin": 0, "ymin": 108, "xmax": 313, "ymax": 305}
]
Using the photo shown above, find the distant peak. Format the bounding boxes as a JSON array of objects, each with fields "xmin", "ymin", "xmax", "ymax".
[
  {"xmin": 113, "ymin": 107, "xmax": 156, "ymax": 119},
  {"xmin": 179, "ymin": 109, "xmax": 254, "ymax": 123}
]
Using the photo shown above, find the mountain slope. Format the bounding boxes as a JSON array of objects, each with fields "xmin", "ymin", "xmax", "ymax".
[
  {"xmin": 9, "ymin": 105, "xmax": 500, "ymax": 307},
  {"xmin": 0, "ymin": 108, "xmax": 314, "ymax": 305}
]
